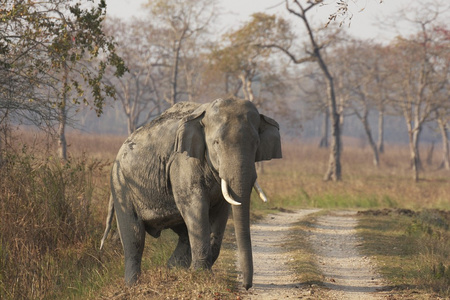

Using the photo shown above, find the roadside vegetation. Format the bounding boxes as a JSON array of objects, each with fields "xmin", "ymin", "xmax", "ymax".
[
  {"xmin": 358, "ymin": 209, "xmax": 450, "ymax": 297},
  {"xmin": 0, "ymin": 132, "xmax": 239, "ymax": 299},
  {"xmin": 1, "ymin": 132, "xmax": 448, "ymax": 299}
]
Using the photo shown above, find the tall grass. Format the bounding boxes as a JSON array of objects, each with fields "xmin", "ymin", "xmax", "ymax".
[
  {"xmin": 0, "ymin": 131, "xmax": 237, "ymax": 299},
  {"xmin": 0, "ymin": 143, "xmax": 120, "ymax": 299}
]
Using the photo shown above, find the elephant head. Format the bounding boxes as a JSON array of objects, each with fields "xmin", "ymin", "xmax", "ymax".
[{"xmin": 175, "ymin": 98, "xmax": 281, "ymax": 289}]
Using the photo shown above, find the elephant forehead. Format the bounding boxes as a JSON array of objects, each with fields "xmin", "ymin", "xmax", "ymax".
[
  {"xmin": 212, "ymin": 98, "xmax": 257, "ymax": 112},
  {"xmin": 208, "ymin": 101, "xmax": 259, "ymax": 124}
]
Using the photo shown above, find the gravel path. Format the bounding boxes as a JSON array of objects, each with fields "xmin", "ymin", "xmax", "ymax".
[
  {"xmin": 308, "ymin": 211, "xmax": 386, "ymax": 299},
  {"xmin": 238, "ymin": 209, "xmax": 387, "ymax": 299},
  {"xmin": 238, "ymin": 209, "xmax": 320, "ymax": 299}
]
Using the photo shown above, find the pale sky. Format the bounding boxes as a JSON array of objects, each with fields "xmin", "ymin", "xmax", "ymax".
[{"xmin": 104, "ymin": 0, "xmax": 419, "ymax": 42}]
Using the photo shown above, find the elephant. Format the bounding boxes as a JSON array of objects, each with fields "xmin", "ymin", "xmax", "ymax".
[{"xmin": 100, "ymin": 97, "xmax": 282, "ymax": 290}]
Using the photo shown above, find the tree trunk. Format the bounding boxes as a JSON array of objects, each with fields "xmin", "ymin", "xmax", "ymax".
[
  {"xmin": 323, "ymin": 77, "xmax": 341, "ymax": 181},
  {"xmin": 239, "ymin": 73, "xmax": 256, "ymax": 103},
  {"xmin": 284, "ymin": 0, "xmax": 341, "ymax": 180},
  {"xmin": 438, "ymin": 119, "xmax": 450, "ymax": 170},
  {"xmin": 58, "ymin": 63, "xmax": 68, "ymax": 161},
  {"xmin": 377, "ymin": 110, "xmax": 384, "ymax": 154},
  {"xmin": 311, "ymin": 34, "xmax": 341, "ymax": 180},
  {"xmin": 170, "ymin": 38, "xmax": 182, "ymax": 106},
  {"xmin": 58, "ymin": 106, "xmax": 67, "ymax": 161},
  {"xmin": 408, "ymin": 128, "xmax": 422, "ymax": 182},
  {"xmin": 0, "ymin": 119, "xmax": 4, "ymax": 167},
  {"xmin": 0, "ymin": 126, "xmax": 3, "ymax": 168},
  {"xmin": 319, "ymin": 110, "xmax": 329, "ymax": 148},
  {"xmin": 225, "ymin": 74, "xmax": 229, "ymax": 94},
  {"xmin": 361, "ymin": 114, "xmax": 379, "ymax": 167},
  {"xmin": 425, "ymin": 142, "xmax": 434, "ymax": 166},
  {"xmin": 127, "ymin": 116, "xmax": 135, "ymax": 136},
  {"xmin": 0, "ymin": 119, "xmax": 11, "ymax": 167},
  {"xmin": 245, "ymin": 77, "xmax": 254, "ymax": 102}
]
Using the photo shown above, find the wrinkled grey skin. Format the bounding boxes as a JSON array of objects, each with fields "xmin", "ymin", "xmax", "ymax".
[{"xmin": 100, "ymin": 98, "xmax": 281, "ymax": 290}]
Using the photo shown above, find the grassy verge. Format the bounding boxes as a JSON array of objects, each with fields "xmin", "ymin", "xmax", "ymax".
[
  {"xmin": 357, "ymin": 209, "xmax": 450, "ymax": 298},
  {"xmin": 285, "ymin": 211, "xmax": 325, "ymax": 286},
  {"xmin": 98, "ymin": 221, "xmax": 239, "ymax": 299},
  {"xmin": 0, "ymin": 147, "xmax": 124, "ymax": 299}
]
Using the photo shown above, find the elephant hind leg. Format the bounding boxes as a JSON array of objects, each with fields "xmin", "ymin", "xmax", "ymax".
[
  {"xmin": 116, "ymin": 211, "xmax": 146, "ymax": 285},
  {"xmin": 168, "ymin": 224, "xmax": 191, "ymax": 268}
]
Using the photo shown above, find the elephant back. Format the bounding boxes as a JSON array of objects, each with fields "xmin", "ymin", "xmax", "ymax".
[
  {"xmin": 146, "ymin": 102, "xmax": 201, "ymax": 129},
  {"xmin": 113, "ymin": 102, "xmax": 202, "ymax": 199}
]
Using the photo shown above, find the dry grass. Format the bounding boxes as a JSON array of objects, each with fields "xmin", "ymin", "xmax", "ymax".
[
  {"xmin": 0, "ymin": 149, "xmax": 120, "ymax": 299},
  {"xmin": 1, "ymin": 131, "xmax": 449, "ymax": 299},
  {"xmin": 97, "ymin": 226, "xmax": 239, "ymax": 300},
  {"xmin": 358, "ymin": 209, "xmax": 450, "ymax": 297},
  {"xmin": 255, "ymin": 138, "xmax": 450, "ymax": 211},
  {"xmin": 285, "ymin": 210, "xmax": 328, "ymax": 286},
  {"xmin": 0, "ymin": 131, "xmax": 124, "ymax": 299}
]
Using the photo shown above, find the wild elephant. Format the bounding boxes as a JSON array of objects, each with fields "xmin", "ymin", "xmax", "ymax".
[{"xmin": 100, "ymin": 97, "xmax": 282, "ymax": 289}]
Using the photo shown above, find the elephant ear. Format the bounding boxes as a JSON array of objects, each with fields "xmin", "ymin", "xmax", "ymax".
[
  {"xmin": 255, "ymin": 114, "xmax": 282, "ymax": 162},
  {"xmin": 175, "ymin": 106, "xmax": 206, "ymax": 159}
]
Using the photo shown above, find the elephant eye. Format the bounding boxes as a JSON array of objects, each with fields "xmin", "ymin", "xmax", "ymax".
[{"xmin": 213, "ymin": 139, "xmax": 219, "ymax": 146}]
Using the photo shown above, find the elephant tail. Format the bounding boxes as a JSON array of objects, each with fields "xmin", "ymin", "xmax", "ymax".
[{"xmin": 100, "ymin": 195, "xmax": 115, "ymax": 250}]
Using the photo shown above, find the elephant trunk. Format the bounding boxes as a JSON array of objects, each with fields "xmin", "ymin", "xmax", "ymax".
[
  {"xmin": 232, "ymin": 200, "xmax": 253, "ymax": 290},
  {"xmin": 219, "ymin": 155, "xmax": 255, "ymax": 289}
]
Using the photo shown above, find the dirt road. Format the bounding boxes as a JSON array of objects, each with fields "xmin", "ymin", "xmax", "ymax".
[{"xmin": 238, "ymin": 209, "xmax": 387, "ymax": 299}]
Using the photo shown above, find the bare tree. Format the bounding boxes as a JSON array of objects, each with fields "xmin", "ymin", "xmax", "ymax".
[
  {"xmin": 387, "ymin": 4, "xmax": 449, "ymax": 180},
  {"xmin": 103, "ymin": 18, "xmax": 167, "ymax": 134},
  {"xmin": 331, "ymin": 40, "xmax": 384, "ymax": 167},
  {"xmin": 296, "ymin": 67, "xmax": 329, "ymax": 147},
  {"xmin": 144, "ymin": 0, "xmax": 218, "ymax": 106},
  {"xmin": 210, "ymin": 13, "xmax": 293, "ymax": 108},
  {"xmin": 270, "ymin": 0, "xmax": 342, "ymax": 181},
  {"xmin": 371, "ymin": 44, "xmax": 393, "ymax": 154},
  {"xmin": 432, "ymin": 26, "xmax": 450, "ymax": 170},
  {"xmin": 437, "ymin": 110, "xmax": 450, "ymax": 170}
]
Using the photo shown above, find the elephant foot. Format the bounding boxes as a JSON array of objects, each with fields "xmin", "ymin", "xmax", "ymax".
[
  {"xmin": 125, "ymin": 263, "xmax": 141, "ymax": 286},
  {"xmin": 191, "ymin": 259, "xmax": 212, "ymax": 270},
  {"xmin": 167, "ymin": 254, "xmax": 191, "ymax": 269},
  {"xmin": 169, "ymin": 224, "xmax": 191, "ymax": 268}
]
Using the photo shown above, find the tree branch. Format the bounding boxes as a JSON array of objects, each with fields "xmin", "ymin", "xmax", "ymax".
[{"xmin": 257, "ymin": 43, "xmax": 316, "ymax": 64}]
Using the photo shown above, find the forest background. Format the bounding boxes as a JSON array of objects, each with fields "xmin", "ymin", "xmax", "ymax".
[
  {"xmin": 61, "ymin": 0, "xmax": 450, "ymax": 179},
  {"xmin": 1, "ymin": 0, "xmax": 449, "ymax": 299}
]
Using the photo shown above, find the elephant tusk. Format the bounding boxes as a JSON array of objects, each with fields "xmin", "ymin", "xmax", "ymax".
[
  {"xmin": 253, "ymin": 181, "xmax": 268, "ymax": 202},
  {"xmin": 221, "ymin": 179, "xmax": 242, "ymax": 206}
]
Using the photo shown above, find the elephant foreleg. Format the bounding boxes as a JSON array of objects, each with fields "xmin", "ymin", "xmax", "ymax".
[
  {"xmin": 168, "ymin": 224, "xmax": 191, "ymax": 268},
  {"xmin": 171, "ymin": 158, "xmax": 212, "ymax": 270},
  {"xmin": 177, "ymin": 200, "xmax": 212, "ymax": 270},
  {"xmin": 210, "ymin": 202, "xmax": 230, "ymax": 265}
]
